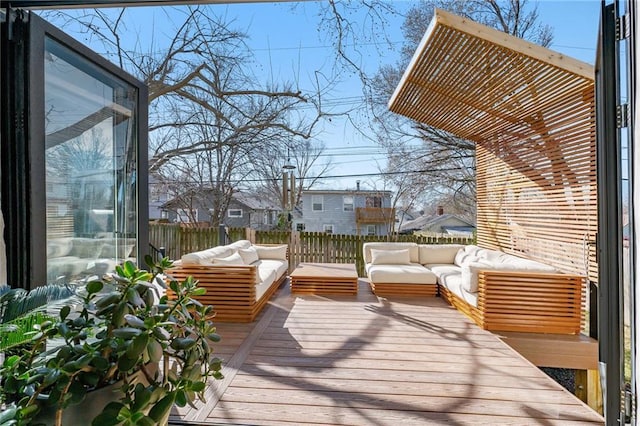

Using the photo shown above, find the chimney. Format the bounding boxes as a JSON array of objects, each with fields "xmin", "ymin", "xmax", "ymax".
[
  {"xmin": 356, "ymin": 180, "xmax": 361, "ymax": 191},
  {"xmin": 437, "ymin": 205, "xmax": 444, "ymax": 216}
]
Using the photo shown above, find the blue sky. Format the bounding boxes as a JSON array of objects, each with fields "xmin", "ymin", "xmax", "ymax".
[{"xmin": 48, "ymin": 0, "xmax": 602, "ymax": 192}]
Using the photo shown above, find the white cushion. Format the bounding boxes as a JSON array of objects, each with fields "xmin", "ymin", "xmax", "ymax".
[
  {"xmin": 368, "ymin": 263, "xmax": 437, "ymax": 284},
  {"xmin": 418, "ymin": 244, "xmax": 465, "ymax": 265},
  {"xmin": 461, "ymin": 261, "xmax": 492, "ymax": 293},
  {"xmin": 227, "ymin": 240, "xmax": 252, "ymax": 251},
  {"xmin": 256, "ymin": 259, "xmax": 288, "ymax": 281},
  {"xmin": 238, "ymin": 247, "xmax": 260, "ymax": 265},
  {"xmin": 212, "ymin": 252, "xmax": 245, "ymax": 265},
  {"xmin": 254, "ymin": 245, "xmax": 287, "ymax": 260},
  {"xmin": 453, "ymin": 249, "xmax": 472, "ymax": 267},
  {"xmin": 47, "ymin": 238, "xmax": 74, "ymax": 258},
  {"xmin": 181, "ymin": 246, "xmax": 233, "ymax": 265},
  {"xmin": 424, "ymin": 263, "xmax": 462, "ymax": 281},
  {"xmin": 477, "ymin": 249, "xmax": 507, "ymax": 263},
  {"xmin": 363, "ymin": 242, "xmax": 419, "ymax": 263},
  {"xmin": 370, "ymin": 248, "xmax": 411, "ymax": 265},
  {"xmin": 439, "ymin": 272, "xmax": 478, "ymax": 307}
]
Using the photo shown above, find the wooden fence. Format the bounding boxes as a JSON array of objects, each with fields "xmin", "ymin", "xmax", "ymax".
[{"xmin": 149, "ymin": 224, "xmax": 475, "ymax": 277}]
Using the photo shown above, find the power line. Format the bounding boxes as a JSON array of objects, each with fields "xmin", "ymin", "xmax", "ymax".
[{"xmin": 152, "ymin": 166, "xmax": 466, "ymax": 186}]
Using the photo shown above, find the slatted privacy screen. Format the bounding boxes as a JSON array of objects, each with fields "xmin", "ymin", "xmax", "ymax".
[{"xmin": 388, "ymin": 9, "xmax": 597, "ymax": 283}]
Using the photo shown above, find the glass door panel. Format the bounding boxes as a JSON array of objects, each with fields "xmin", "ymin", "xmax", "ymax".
[{"xmin": 44, "ymin": 37, "xmax": 138, "ymax": 283}]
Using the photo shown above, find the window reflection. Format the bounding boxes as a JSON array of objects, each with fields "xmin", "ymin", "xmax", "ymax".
[{"xmin": 44, "ymin": 38, "xmax": 138, "ymax": 283}]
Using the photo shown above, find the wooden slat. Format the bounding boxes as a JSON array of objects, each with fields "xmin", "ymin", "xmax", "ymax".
[{"xmin": 369, "ymin": 282, "xmax": 438, "ymax": 297}]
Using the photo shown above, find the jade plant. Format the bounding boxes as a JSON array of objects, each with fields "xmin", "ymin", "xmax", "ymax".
[{"xmin": 0, "ymin": 256, "xmax": 222, "ymax": 426}]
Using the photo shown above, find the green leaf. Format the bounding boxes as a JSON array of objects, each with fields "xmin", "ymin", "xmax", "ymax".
[
  {"xmin": 207, "ymin": 333, "xmax": 221, "ymax": 343},
  {"xmin": 117, "ymin": 355, "xmax": 138, "ymax": 372},
  {"xmin": 147, "ymin": 339, "xmax": 163, "ymax": 364},
  {"xmin": 86, "ymin": 280, "xmax": 104, "ymax": 295},
  {"xmin": 95, "ymin": 292, "xmax": 121, "ymax": 309},
  {"xmin": 124, "ymin": 314, "xmax": 146, "ymax": 329},
  {"xmin": 124, "ymin": 261, "xmax": 137, "ymax": 277},
  {"xmin": 60, "ymin": 305, "xmax": 71, "ymax": 320},
  {"xmin": 152, "ymin": 327, "xmax": 170, "ymax": 341},
  {"xmin": 170, "ymin": 337, "xmax": 196, "ymax": 351},
  {"xmin": 191, "ymin": 287, "xmax": 206, "ymax": 296},
  {"xmin": 131, "ymin": 385, "xmax": 152, "ymax": 412},
  {"xmin": 190, "ymin": 381, "xmax": 206, "ymax": 392},
  {"xmin": 175, "ymin": 389, "xmax": 187, "ymax": 407},
  {"xmin": 112, "ymin": 327, "xmax": 142, "ymax": 339},
  {"xmin": 126, "ymin": 333, "xmax": 149, "ymax": 359},
  {"xmin": 148, "ymin": 394, "xmax": 175, "ymax": 423},
  {"xmin": 0, "ymin": 407, "xmax": 17, "ymax": 423}
]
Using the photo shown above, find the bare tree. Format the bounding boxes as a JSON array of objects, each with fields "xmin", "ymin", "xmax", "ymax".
[
  {"xmin": 248, "ymin": 138, "xmax": 331, "ymax": 211},
  {"xmin": 366, "ymin": 0, "xmax": 553, "ymax": 221},
  {"xmin": 46, "ymin": 6, "xmax": 330, "ymax": 226}
]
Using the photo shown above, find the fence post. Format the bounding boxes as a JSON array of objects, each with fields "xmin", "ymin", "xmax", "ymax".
[{"xmin": 218, "ymin": 224, "xmax": 227, "ymax": 246}]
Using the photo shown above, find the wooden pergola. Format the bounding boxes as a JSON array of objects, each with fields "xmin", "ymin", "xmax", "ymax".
[
  {"xmin": 388, "ymin": 9, "xmax": 599, "ymax": 410},
  {"xmin": 389, "ymin": 9, "xmax": 596, "ymax": 283}
]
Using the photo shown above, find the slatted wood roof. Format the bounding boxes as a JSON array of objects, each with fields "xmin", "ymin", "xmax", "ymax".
[
  {"xmin": 388, "ymin": 9, "xmax": 597, "ymax": 286},
  {"xmin": 388, "ymin": 8, "xmax": 594, "ymax": 145}
]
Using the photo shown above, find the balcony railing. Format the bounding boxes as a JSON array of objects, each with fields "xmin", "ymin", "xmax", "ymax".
[{"xmin": 355, "ymin": 207, "xmax": 395, "ymax": 224}]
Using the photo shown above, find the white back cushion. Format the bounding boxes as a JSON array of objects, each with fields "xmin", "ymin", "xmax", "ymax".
[
  {"xmin": 254, "ymin": 244, "xmax": 287, "ymax": 260},
  {"xmin": 212, "ymin": 252, "xmax": 245, "ymax": 265},
  {"xmin": 370, "ymin": 248, "xmax": 411, "ymax": 265},
  {"xmin": 363, "ymin": 242, "xmax": 419, "ymax": 263},
  {"xmin": 238, "ymin": 247, "xmax": 260, "ymax": 264},
  {"xmin": 418, "ymin": 244, "xmax": 465, "ymax": 265}
]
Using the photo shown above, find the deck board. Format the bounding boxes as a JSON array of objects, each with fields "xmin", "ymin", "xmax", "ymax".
[{"xmin": 169, "ymin": 280, "xmax": 603, "ymax": 425}]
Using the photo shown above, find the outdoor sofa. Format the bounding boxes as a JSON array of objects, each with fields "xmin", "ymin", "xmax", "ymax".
[
  {"xmin": 47, "ymin": 236, "xmax": 137, "ymax": 283},
  {"xmin": 363, "ymin": 242, "xmax": 585, "ymax": 334},
  {"xmin": 167, "ymin": 240, "xmax": 288, "ymax": 322}
]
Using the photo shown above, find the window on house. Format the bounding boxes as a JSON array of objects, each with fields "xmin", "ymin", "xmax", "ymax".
[
  {"xmin": 312, "ymin": 195, "xmax": 324, "ymax": 211},
  {"xmin": 296, "ymin": 223, "xmax": 305, "ymax": 231},
  {"xmin": 366, "ymin": 225, "xmax": 377, "ymax": 236},
  {"xmin": 228, "ymin": 209, "xmax": 243, "ymax": 218},
  {"xmin": 177, "ymin": 209, "xmax": 197, "ymax": 223},
  {"xmin": 343, "ymin": 196, "xmax": 354, "ymax": 212},
  {"xmin": 366, "ymin": 196, "xmax": 382, "ymax": 208},
  {"xmin": 323, "ymin": 224, "xmax": 334, "ymax": 234}
]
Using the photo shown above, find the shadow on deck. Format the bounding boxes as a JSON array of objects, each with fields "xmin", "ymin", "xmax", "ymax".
[{"xmin": 169, "ymin": 280, "xmax": 603, "ymax": 425}]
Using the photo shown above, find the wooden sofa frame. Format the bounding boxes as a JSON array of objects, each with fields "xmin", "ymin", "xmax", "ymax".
[
  {"xmin": 167, "ymin": 264, "xmax": 286, "ymax": 323},
  {"xmin": 167, "ymin": 244, "xmax": 289, "ymax": 323},
  {"xmin": 439, "ymin": 270, "xmax": 585, "ymax": 334}
]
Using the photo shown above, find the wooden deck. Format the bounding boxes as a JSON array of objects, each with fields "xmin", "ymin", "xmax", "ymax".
[{"xmin": 169, "ymin": 280, "xmax": 603, "ymax": 426}]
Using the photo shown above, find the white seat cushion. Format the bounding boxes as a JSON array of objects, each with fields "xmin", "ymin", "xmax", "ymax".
[
  {"xmin": 424, "ymin": 263, "xmax": 462, "ymax": 281},
  {"xmin": 368, "ymin": 263, "xmax": 437, "ymax": 284}
]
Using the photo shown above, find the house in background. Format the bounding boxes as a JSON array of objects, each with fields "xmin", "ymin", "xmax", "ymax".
[
  {"xmin": 161, "ymin": 190, "xmax": 281, "ymax": 230},
  {"xmin": 399, "ymin": 206, "xmax": 475, "ymax": 236},
  {"xmin": 295, "ymin": 187, "xmax": 394, "ymax": 236}
]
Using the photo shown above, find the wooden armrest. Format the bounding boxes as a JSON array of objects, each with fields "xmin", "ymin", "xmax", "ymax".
[{"xmin": 478, "ymin": 270, "xmax": 585, "ymax": 334}]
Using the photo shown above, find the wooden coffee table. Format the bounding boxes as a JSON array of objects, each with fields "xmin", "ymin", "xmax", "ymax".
[{"xmin": 289, "ymin": 263, "xmax": 358, "ymax": 295}]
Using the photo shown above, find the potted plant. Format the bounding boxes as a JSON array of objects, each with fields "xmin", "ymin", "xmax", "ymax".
[{"xmin": 0, "ymin": 256, "xmax": 222, "ymax": 426}]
